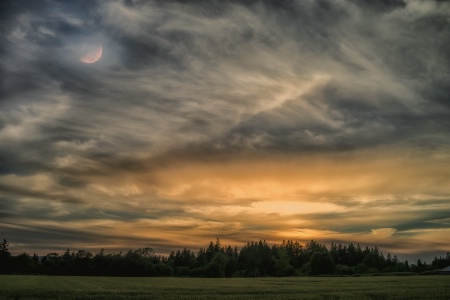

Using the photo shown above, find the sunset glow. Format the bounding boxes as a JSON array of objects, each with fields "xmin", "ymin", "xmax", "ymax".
[{"xmin": 1, "ymin": 0, "xmax": 450, "ymax": 262}]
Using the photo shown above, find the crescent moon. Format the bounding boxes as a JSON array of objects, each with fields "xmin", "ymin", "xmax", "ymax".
[{"xmin": 80, "ymin": 45, "xmax": 102, "ymax": 64}]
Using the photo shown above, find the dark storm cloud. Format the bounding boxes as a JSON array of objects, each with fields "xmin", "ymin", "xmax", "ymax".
[
  {"xmin": 0, "ymin": 220, "xmax": 176, "ymax": 254},
  {"xmin": 290, "ymin": 206, "xmax": 450, "ymax": 233},
  {"xmin": 0, "ymin": 185, "xmax": 83, "ymax": 204},
  {"xmin": 1, "ymin": 0, "xmax": 450, "ymax": 255},
  {"xmin": 3, "ymin": 0, "xmax": 450, "ymax": 163}
]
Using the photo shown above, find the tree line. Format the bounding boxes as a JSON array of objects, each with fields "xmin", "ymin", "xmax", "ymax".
[{"xmin": 1, "ymin": 238, "xmax": 449, "ymax": 277}]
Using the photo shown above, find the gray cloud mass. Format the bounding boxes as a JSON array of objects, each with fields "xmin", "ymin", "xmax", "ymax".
[{"xmin": 1, "ymin": 0, "xmax": 449, "ymax": 258}]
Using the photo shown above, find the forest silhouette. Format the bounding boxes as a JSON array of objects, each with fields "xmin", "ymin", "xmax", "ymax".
[{"xmin": 1, "ymin": 238, "xmax": 449, "ymax": 277}]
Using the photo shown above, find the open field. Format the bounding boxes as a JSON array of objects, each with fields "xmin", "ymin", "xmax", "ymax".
[{"xmin": 0, "ymin": 275, "xmax": 449, "ymax": 300}]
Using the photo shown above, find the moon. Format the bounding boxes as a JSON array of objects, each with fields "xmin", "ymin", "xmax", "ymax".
[{"xmin": 80, "ymin": 44, "xmax": 102, "ymax": 64}]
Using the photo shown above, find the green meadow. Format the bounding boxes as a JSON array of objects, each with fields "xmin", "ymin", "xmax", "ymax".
[{"xmin": 1, "ymin": 275, "xmax": 449, "ymax": 300}]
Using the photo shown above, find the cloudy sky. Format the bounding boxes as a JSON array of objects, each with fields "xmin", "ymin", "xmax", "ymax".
[{"xmin": 1, "ymin": 0, "xmax": 450, "ymax": 261}]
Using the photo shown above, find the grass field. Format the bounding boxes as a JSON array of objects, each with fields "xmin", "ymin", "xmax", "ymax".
[{"xmin": 0, "ymin": 275, "xmax": 449, "ymax": 300}]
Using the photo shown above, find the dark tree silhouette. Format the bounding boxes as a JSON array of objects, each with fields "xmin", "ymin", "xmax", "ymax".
[
  {"xmin": 1, "ymin": 237, "xmax": 446, "ymax": 277},
  {"xmin": 310, "ymin": 250, "xmax": 335, "ymax": 275},
  {"xmin": 0, "ymin": 238, "xmax": 11, "ymax": 274}
]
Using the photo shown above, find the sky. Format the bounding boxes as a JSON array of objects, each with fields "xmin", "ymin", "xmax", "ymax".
[{"xmin": 1, "ymin": 0, "xmax": 450, "ymax": 262}]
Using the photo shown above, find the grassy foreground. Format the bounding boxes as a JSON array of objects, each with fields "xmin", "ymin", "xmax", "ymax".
[{"xmin": 0, "ymin": 275, "xmax": 449, "ymax": 300}]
